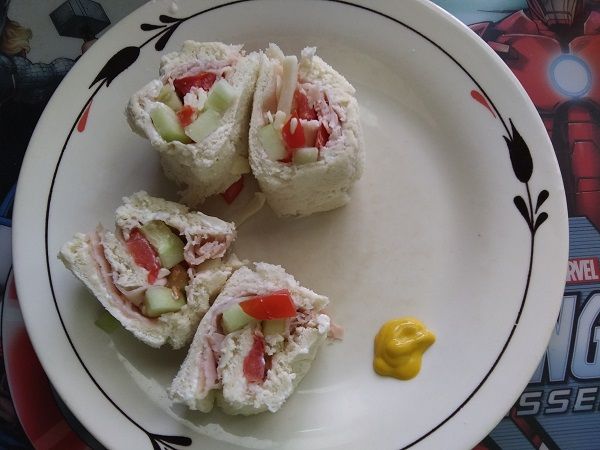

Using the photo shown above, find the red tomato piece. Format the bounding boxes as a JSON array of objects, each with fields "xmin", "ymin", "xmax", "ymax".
[
  {"xmin": 240, "ymin": 290, "xmax": 296, "ymax": 320},
  {"xmin": 293, "ymin": 89, "xmax": 317, "ymax": 120},
  {"xmin": 243, "ymin": 334, "xmax": 266, "ymax": 383},
  {"xmin": 315, "ymin": 124, "xmax": 330, "ymax": 149},
  {"xmin": 176, "ymin": 105, "xmax": 196, "ymax": 127},
  {"xmin": 281, "ymin": 113, "xmax": 305, "ymax": 149},
  {"xmin": 221, "ymin": 176, "xmax": 245, "ymax": 204},
  {"xmin": 173, "ymin": 72, "xmax": 217, "ymax": 98},
  {"xmin": 126, "ymin": 229, "xmax": 161, "ymax": 284}
]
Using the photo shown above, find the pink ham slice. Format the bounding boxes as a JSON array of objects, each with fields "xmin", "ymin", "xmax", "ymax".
[{"xmin": 89, "ymin": 228, "xmax": 156, "ymax": 326}]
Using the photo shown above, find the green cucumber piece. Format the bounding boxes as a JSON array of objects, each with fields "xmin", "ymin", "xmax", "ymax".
[
  {"xmin": 157, "ymin": 84, "xmax": 183, "ymax": 111},
  {"xmin": 262, "ymin": 319, "xmax": 287, "ymax": 335},
  {"xmin": 204, "ymin": 79, "xmax": 238, "ymax": 114},
  {"xmin": 222, "ymin": 303, "xmax": 256, "ymax": 334},
  {"xmin": 95, "ymin": 310, "xmax": 120, "ymax": 334},
  {"xmin": 140, "ymin": 221, "xmax": 184, "ymax": 269},
  {"xmin": 258, "ymin": 124, "xmax": 286, "ymax": 161},
  {"xmin": 185, "ymin": 109, "xmax": 220, "ymax": 143},
  {"xmin": 150, "ymin": 103, "xmax": 191, "ymax": 143},
  {"xmin": 292, "ymin": 147, "xmax": 319, "ymax": 165},
  {"xmin": 143, "ymin": 286, "xmax": 185, "ymax": 318}
]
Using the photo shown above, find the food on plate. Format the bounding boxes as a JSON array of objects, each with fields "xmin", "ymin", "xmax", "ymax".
[
  {"xmin": 58, "ymin": 191, "xmax": 242, "ymax": 349},
  {"xmin": 373, "ymin": 317, "xmax": 435, "ymax": 380},
  {"xmin": 127, "ymin": 42, "xmax": 260, "ymax": 207},
  {"xmin": 248, "ymin": 44, "xmax": 365, "ymax": 217},
  {"xmin": 169, "ymin": 262, "xmax": 331, "ymax": 414}
]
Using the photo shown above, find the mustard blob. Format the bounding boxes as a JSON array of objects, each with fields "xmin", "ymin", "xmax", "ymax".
[{"xmin": 373, "ymin": 317, "xmax": 435, "ymax": 380}]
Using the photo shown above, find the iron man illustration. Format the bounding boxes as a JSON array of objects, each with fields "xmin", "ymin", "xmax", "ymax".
[{"xmin": 471, "ymin": 0, "xmax": 600, "ymax": 229}]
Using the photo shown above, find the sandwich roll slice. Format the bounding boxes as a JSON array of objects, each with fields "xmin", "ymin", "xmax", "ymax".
[
  {"xmin": 169, "ymin": 263, "xmax": 331, "ymax": 415},
  {"xmin": 249, "ymin": 44, "xmax": 365, "ymax": 217},
  {"xmin": 127, "ymin": 42, "xmax": 260, "ymax": 206},
  {"xmin": 59, "ymin": 191, "xmax": 241, "ymax": 349}
]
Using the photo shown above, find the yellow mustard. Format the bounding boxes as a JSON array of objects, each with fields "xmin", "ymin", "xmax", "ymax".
[{"xmin": 373, "ymin": 317, "xmax": 435, "ymax": 380}]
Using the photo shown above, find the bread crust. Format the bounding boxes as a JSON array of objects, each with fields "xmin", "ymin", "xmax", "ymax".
[
  {"xmin": 248, "ymin": 47, "xmax": 365, "ymax": 217},
  {"xmin": 127, "ymin": 42, "xmax": 260, "ymax": 206},
  {"xmin": 169, "ymin": 263, "xmax": 330, "ymax": 414},
  {"xmin": 58, "ymin": 191, "xmax": 240, "ymax": 349}
]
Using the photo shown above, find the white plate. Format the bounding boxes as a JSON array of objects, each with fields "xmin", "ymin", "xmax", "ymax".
[{"xmin": 12, "ymin": 1, "xmax": 568, "ymax": 449}]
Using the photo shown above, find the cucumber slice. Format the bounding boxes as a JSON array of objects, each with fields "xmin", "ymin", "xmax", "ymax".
[
  {"xmin": 258, "ymin": 124, "xmax": 286, "ymax": 161},
  {"xmin": 95, "ymin": 310, "xmax": 120, "ymax": 334},
  {"xmin": 140, "ymin": 220, "xmax": 184, "ymax": 269},
  {"xmin": 292, "ymin": 147, "xmax": 319, "ymax": 165},
  {"xmin": 157, "ymin": 84, "xmax": 183, "ymax": 111},
  {"xmin": 222, "ymin": 303, "xmax": 256, "ymax": 334},
  {"xmin": 204, "ymin": 79, "xmax": 238, "ymax": 114},
  {"xmin": 143, "ymin": 286, "xmax": 185, "ymax": 318},
  {"xmin": 150, "ymin": 103, "xmax": 191, "ymax": 143},
  {"xmin": 185, "ymin": 109, "xmax": 220, "ymax": 143},
  {"xmin": 262, "ymin": 319, "xmax": 287, "ymax": 335}
]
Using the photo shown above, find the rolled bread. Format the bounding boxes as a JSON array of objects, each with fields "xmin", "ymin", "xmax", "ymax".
[
  {"xmin": 248, "ymin": 45, "xmax": 365, "ymax": 217},
  {"xmin": 58, "ymin": 191, "xmax": 241, "ymax": 349},
  {"xmin": 169, "ymin": 262, "xmax": 330, "ymax": 414},
  {"xmin": 127, "ymin": 42, "xmax": 260, "ymax": 207}
]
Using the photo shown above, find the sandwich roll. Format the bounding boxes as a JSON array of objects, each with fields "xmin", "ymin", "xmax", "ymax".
[
  {"xmin": 249, "ymin": 44, "xmax": 365, "ymax": 217},
  {"xmin": 169, "ymin": 263, "xmax": 331, "ymax": 415},
  {"xmin": 127, "ymin": 42, "xmax": 260, "ymax": 206},
  {"xmin": 59, "ymin": 191, "xmax": 241, "ymax": 349}
]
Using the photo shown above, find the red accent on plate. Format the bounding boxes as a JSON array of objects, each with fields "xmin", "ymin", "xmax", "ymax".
[
  {"xmin": 7, "ymin": 275, "xmax": 17, "ymax": 302},
  {"xmin": 470, "ymin": 90, "xmax": 496, "ymax": 117},
  {"xmin": 77, "ymin": 102, "xmax": 92, "ymax": 133},
  {"xmin": 6, "ymin": 327, "xmax": 87, "ymax": 449}
]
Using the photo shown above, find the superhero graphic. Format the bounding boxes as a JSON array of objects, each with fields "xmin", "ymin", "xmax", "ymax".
[
  {"xmin": 466, "ymin": 2, "xmax": 600, "ymax": 449},
  {"xmin": 471, "ymin": 0, "xmax": 600, "ymax": 229}
]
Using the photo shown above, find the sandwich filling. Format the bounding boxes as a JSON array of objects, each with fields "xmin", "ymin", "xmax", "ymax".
[
  {"xmin": 149, "ymin": 52, "xmax": 241, "ymax": 146},
  {"xmin": 88, "ymin": 220, "xmax": 232, "ymax": 320},
  {"xmin": 194, "ymin": 290, "xmax": 330, "ymax": 397},
  {"xmin": 258, "ymin": 46, "xmax": 345, "ymax": 165}
]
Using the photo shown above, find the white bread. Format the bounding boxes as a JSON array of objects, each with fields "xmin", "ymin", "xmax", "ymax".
[
  {"xmin": 169, "ymin": 262, "xmax": 330, "ymax": 414},
  {"xmin": 58, "ymin": 191, "xmax": 241, "ymax": 349},
  {"xmin": 248, "ymin": 46, "xmax": 365, "ymax": 217},
  {"xmin": 127, "ymin": 42, "xmax": 260, "ymax": 207}
]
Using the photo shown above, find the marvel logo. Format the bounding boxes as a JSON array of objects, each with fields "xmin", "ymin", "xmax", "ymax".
[{"xmin": 566, "ymin": 257, "xmax": 600, "ymax": 284}]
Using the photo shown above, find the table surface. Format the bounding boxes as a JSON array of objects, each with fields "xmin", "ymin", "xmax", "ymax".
[{"xmin": 1, "ymin": 1, "xmax": 598, "ymax": 449}]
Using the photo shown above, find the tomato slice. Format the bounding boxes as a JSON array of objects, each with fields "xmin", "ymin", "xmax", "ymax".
[
  {"xmin": 221, "ymin": 176, "xmax": 244, "ymax": 204},
  {"xmin": 239, "ymin": 290, "xmax": 296, "ymax": 320},
  {"xmin": 315, "ymin": 124, "xmax": 330, "ymax": 149},
  {"xmin": 126, "ymin": 229, "xmax": 161, "ymax": 284},
  {"xmin": 243, "ymin": 334, "xmax": 266, "ymax": 383},
  {"xmin": 293, "ymin": 89, "xmax": 317, "ymax": 121},
  {"xmin": 176, "ymin": 105, "xmax": 196, "ymax": 127},
  {"xmin": 281, "ymin": 113, "xmax": 305, "ymax": 149},
  {"xmin": 173, "ymin": 72, "xmax": 217, "ymax": 98}
]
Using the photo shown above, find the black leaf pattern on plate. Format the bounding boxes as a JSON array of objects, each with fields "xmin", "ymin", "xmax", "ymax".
[
  {"xmin": 147, "ymin": 433, "xmax": 192, "ymax": 450},
  {"xmin": 89, "ymin": 46, "xmax": 140, "ymax": 88},
  {"xmin": 503, "ymin": 119, "xmax": 533, "ymax": 184},
  {"xmin": 155, "ymin": 23, "xmax": 181, "ymax": 51},
  {"xmin": 160, "ymin": 14, "xmax": 181, "ymax": 23},
  {"xmin": 141, "ymin": 23, "xmax": 167, "ymax": 31},
  {"xmin": 535, "ymin": 189, "xmax": 549, "ymax": 213},
  {"xmin": 513, "ymin": 196, "xmax": 531, "ymax": 228},
  {"xmin": 534, "ymin": 212, "xmax": 549, "ymax": 231}
]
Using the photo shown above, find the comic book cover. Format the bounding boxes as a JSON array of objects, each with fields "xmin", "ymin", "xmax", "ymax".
[
  {"xmin": 433, "ymin": 1, "xmax": 600, "ymax": 449},
  {"xmin": 2, "ymin": 0, "xmax": 600, "ymax": 449}
]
